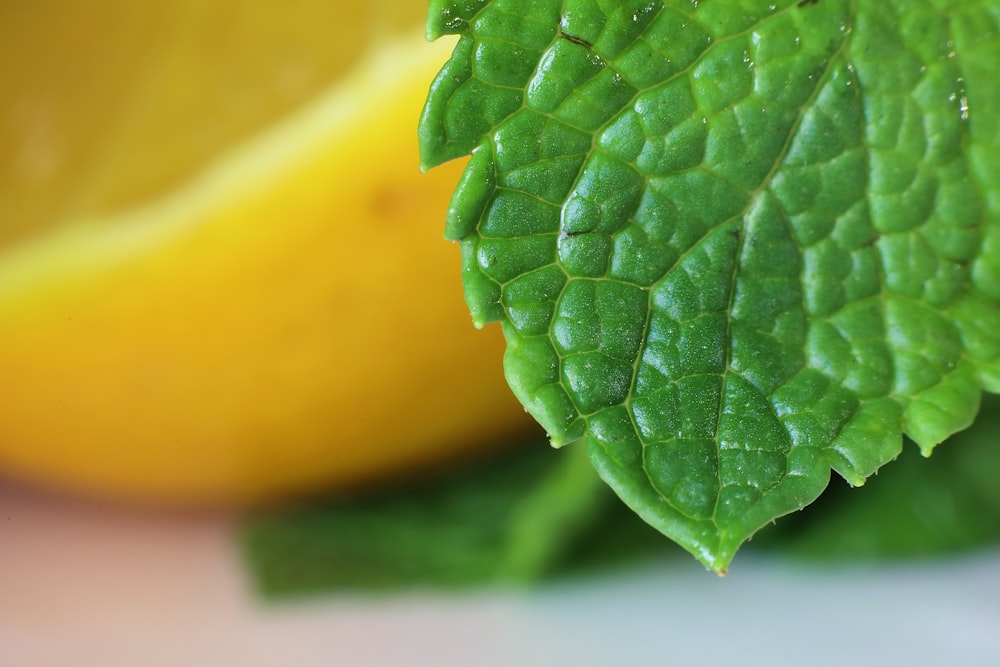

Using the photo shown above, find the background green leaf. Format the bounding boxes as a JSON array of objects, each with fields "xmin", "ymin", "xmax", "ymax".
[
  {"xmin": 419, "ymin": 0, "xmax": 1000, "ymax": 571},
  {"xmin": 243, "ymin": 397, "xmax": 1000, "ymax": 595},
  {"xmin": 244, "ymin": 442, "xmax": 677, "ymax": 595}
]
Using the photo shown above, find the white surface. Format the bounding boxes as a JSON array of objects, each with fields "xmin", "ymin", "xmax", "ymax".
[{"xmin": 2, "ymin": 482, "xmax": 999, "ymax": 667}]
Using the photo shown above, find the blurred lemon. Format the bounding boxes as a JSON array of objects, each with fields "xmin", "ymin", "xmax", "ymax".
[{"xmin": 0, "ymin": 1, "xmax": 534, "ymax": 505}]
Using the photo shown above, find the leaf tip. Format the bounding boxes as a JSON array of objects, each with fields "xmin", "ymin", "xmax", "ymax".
[{"xmin": 699, "ymin": 545, "xmax": 736, "ymax": 576}]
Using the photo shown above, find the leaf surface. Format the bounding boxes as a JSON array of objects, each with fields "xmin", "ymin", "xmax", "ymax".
[{"xmin": 419, "ymin": 0, "xmax": 1000, "ymax": 571}]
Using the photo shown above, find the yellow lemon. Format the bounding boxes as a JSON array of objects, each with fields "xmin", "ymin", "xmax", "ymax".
[{"xmin": 0, "ymin": 1, "xmax": 534, "ymax": 505}]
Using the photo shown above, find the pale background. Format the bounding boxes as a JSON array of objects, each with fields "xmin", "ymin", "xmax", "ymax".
[{"xmin": 2, "ymin": 479, "xmax": 999, "ymax": 667}]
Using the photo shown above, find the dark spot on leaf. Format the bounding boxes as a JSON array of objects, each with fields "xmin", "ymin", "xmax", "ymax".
[
  {"xmin": 797, "ymin": 0, "xmax": 820, "ymax": 7},
  {"xmin": 559, "ymin": 30, "xmax": 593, "ymax": 50}
]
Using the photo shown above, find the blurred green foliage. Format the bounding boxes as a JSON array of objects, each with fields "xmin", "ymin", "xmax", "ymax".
[{"xmin": 244, "ymin": 396, "xmax": 1000, "ymax": 596}]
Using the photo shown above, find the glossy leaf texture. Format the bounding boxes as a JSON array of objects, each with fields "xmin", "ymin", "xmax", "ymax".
[{"xmin": 419, "ymin": 0, "xmax": 1000, "ymax": 572}]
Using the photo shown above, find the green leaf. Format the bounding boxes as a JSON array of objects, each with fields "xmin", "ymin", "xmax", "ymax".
[
  {"xmin": 243, "ymin": 442, "xmax": 673, "ymax": 595},
  {"xmin": 755, "ymin": 394, "xmax": 1000, "ymax": 560},
  {"xmin": 419, "ymin": 0, "xmax": 1000, "ymax": 572},
  {"xmin": 242, "ymin": 401, "xmax": 1000, "ymax": 595}
]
